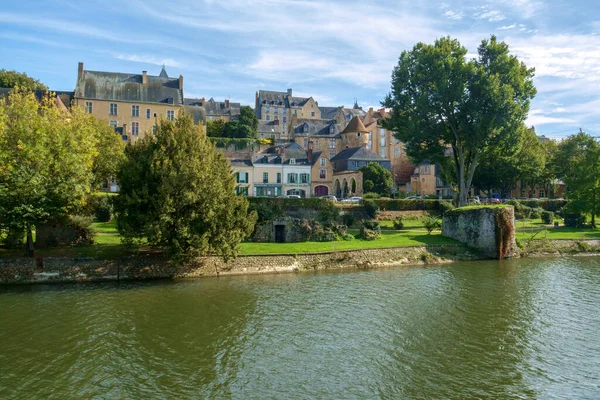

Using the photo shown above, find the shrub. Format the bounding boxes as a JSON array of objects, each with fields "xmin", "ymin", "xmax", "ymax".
[
  {"xmin": 392, "ymin": 216, "xmax": 404, "ymax": 230},
  {"xmin": 423, "ymin": 216, "xmax": 441, "ymax": 235},
  {"xmin": 564, "ymin": 213, "xmax": 586, "ymax": 228},
  {"xmin": 362, "ymin": 192, "xmax": 381, "ymax": 199},
  {"xmin": 541, "ymin": 211, "xmax": 554, "ymax": 225},
  {"xmin": 530, "ymin": 207, "xmax": 544, "ymax": 220},
  {"xmin": 362, "ymin": 199, "xmax": 379, "ymax": 219},
  {"xmin": 342, "ymin": 233, "xmax": 355, "ymax": 241},
  {"xmin": 93, "ymin": 196, "xmax": 112, "ymax": 222},
  {"xmin": 438, "ymin": 201, "xmax": 455, "ymax": 215},
  {"xmin": 310, "ymin": 228, "xmax": 338, "ymax": 242},
  {"xmin": 359, "ymin": 220, "xmax": 381, "ymax": 240},
  {"xmin": 342, "ymin": 213, "xmax": 356, "ymax": 227}
]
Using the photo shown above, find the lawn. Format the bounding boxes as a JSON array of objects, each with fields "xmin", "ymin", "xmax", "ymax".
[{"xmin": 515, "ymin": 226, "xmax": 600, "ymax": 241}]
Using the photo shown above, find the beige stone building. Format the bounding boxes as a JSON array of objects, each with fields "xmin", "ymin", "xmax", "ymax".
[
  {"xmin": 230, "ymin": 159, "xmax": 254, "ymax": 196},
  {"xmin": 309, "ymin": 146, "xmax": 334, "ymax": 197},
  {"xmin": 74, "ymin": 62, "xmax": 184, "ymax": 142}
]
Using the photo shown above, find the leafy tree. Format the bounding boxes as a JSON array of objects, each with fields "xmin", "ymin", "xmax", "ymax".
[
  {"xmin": 206, "ymin": 119, "xmax": 225, "ymax": 138},
  {"xmin": 0, "ymin": 69, "xmax": 47, "ymax": 91},
  {"xmin": 0, "ymin": 90, "xmax": 98, "ymax": 255},
  {"xmin": 113, "ymin": 112, "xmax": 257, "ymax": 260},
  {"xmin": 553, "ymin": 131, "xmax": 600, "ymax": 227},
  {"xmin": 359, "ymin": 162, "xmax": 393, "ymax": 196},
  {"xmin": 473, "ymin": 125, "xmax": 545, "ymax": 197},
  {"xmin": 238, "ymin": 106, "xmax": 258, "ymax": 135},
  {"xmin": 87, "ymin": 116, "xmax": 126, "ymax": 188},
  {"xmin": 383, "ymin": 35, "xmax": 536, "ymax": 206}
]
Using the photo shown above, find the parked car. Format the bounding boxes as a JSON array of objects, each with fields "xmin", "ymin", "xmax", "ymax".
[
  {"xmin": 489, "ymin": 197, "xmax": 501, "ymax": 204},
  {"xmin": 320, "ymin": 195, "xmax": 337, "ymax": 202},
  {"xmin": 342, "ymin": 196, "xmax": 362, "ymax": 204},
  {"xmin": 405, "ymin": 195, "xmax": 422, "ymax": 200},
  {"xmin": 284, "ymin": 194, "xmax": 301, "ymax": 199}
]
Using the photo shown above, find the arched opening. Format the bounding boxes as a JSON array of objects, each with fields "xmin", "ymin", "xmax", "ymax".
[
  {"xmin": 351, "ymin": 178, "xmax": 356, "ymax": 195},
  {"xmin": 314, "ymin": 185, "xmax": 329, "ymax": 196},
  {"xmin": 334, "ymin": 180, "xmax": 342, "ymax": 199},
  {"xmin": 342, "ymin": 179, "xmax": 348, "ymax": 198}
]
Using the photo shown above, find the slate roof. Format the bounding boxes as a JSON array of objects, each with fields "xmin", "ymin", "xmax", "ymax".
[
  {"xmin": 230, "ymin": 159, "xmax": 253, "ymax": 167},
  {"xmin": 184, "ymin": 97, "xmax": 241, "ymax": 118},
  {"xmin": 319, "ymin": 106, "xmax": 340, "ymax": 120},
  {"xmin": 293, "ymin": 119, "xmax": 342, "ymax": 136},
  {"xmin": 310, "ymin": 151, "xmax": 324, "ymax": 166},
  {"xmin": 256, "ymin": 89, "xmax": 310, "ymax": 108},
  {"xmin": 75, "ymin": 68, "xmax": 183, "ymax": 105},
  {"xmin": 253, "ymin": 142, "xmax": 310, "ymax": 165},
  {"xmin": 330, "ymin": 146, "xmax": 387, "ymax": 162},
  {"xmin": 281, "ymin": 142, "xmax": 309, "ymax": 164},
  {"xmin": 258, "ymin": 120, "xmax": 283, "ymax": 135}
]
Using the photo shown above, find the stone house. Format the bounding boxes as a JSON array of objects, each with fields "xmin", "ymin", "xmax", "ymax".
[
  {"xmin": 184, "ymin": 97, "xmax": 240, "ymax": 123},
  {"xmin": 74, "ymin": 62, "xmax": 184, "ymax": 142},
  {"xmin": 281, "ymin": 143, "xmax": 312, "ymax": 197},
  {"xmin": 251, "ymin": 152, "xmax": 283, "ymax": 197},
  {"xmin": 254, "ymin": 88, "xmax": 321, "ymax": 123},
  {"xmin": 230, "ymin": 159, "xmax": 253, "ymax": 196},
  {"xmin": 309, "ymin": 147, "xmax": 334, "ymax": 197}
]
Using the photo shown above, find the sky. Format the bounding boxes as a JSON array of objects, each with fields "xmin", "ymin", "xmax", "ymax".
[{"xmin": 1, "ymin": 0, "xmax": 599, "ymax": 139}]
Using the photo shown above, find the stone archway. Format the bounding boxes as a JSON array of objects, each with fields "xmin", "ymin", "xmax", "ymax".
[
  {"xmin": 351, "ymin": 178, "xmax": 356, "ymax": 195},
  {"xmin": 334, "ymin": 179, "xmax": 341, "ymax": 198},
  {"xmin": 342, "ymin": 179, "xmax": 348, "ymax": 198},
  {"xmin": 314, "ymin": 185, "xmax": 329, "ymax": 196}
]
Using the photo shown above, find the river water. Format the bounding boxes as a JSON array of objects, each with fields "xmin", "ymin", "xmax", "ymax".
[{"xmin": 1, "ymin": 256, "xmax": 599, "ymax": 399}]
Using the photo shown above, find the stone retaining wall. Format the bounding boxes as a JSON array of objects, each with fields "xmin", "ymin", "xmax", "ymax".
[{"xmin": 0, "ymin": 245, "xmax": 477, "ymax": 285}]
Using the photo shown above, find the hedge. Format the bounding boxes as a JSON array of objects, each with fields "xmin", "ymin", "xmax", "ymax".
[
  {"xmin": 373, "ymin": 199, "xmax": 452, "ymax": 211},
  {"xmin": 247, "ymin": 197, "xmax": 339, "ymax": 223}
]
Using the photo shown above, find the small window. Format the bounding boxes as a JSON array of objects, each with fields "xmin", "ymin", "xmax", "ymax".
[
  {"xmin": 109, "ymin": 103, "xmax": 117, "ymax": 115},
  {"xmin": 265, "ymin": 107, "xmax": 270, "ymax": 112},
  {"xmin": 300, "ymin": 173, "xmax": 309, "ymax": 184},
  {"xmin": 380, "ymin": 149, "xmax": 386, "ymax": 157},
  {"xmin": 146, "ymin": 108, "xmax": 151, "ymax": 119},
  {"xmin": 329, "ymin": 125, "xmax": 334, "ymax": 134},
  {"xmin": 85, "ymin": 101, "xmax": 92, "ymax": 114},
  {"xmin": 131, "ymin": 121, "xmax": 139, "ymax": 136},
  {"xmin": 311, "ymin": 112, "xmax": 315, "ymax": 117},
  {"xmin": 368, "ymin": 140, "xmax": 372, "ymax": 149},
  {"xmin": 263, "ymin": 172, "xmax": 268, "ymax": 183},
  {"xmin": 380, "ymin": 128, "xmax": 385, "ymax": 136},
  {"xmin": 380, "ymin": 138, "xmax": 385, "ymax": 147},
  {"xmin": 109, "ymin": 120, "xmax": 117, "ymax": 129},
  {"xmin": 353, "ymin": 161, "xmax": 359, "ymax": 168},
  {"xmin": 283, "ymin": 116, "xmax": 287, "ymax": 123},
  {"xmin": 319, "ymin": 169, "xmax": 326, "ymax": 179},
  {"xmin": 357, "ymin": 132, "xmax": 361, "ymax": 137},
  {"xmin": 290, "ymin": 158, "xmax": 296, "ymax": 165},
  {"xmin": 266, "ymin": 115, "xmax": 270, "ymax": 121},
  {"xmin": 274, "ymin": 107, "xmax": 278, "ymax": 113},
  {"xmin": 152, "ymin": 125, "xmax": 157, "ymax": 135},
  {"xmin": 277, "ymin": 173, "xmax": 281, "ymax": 183},
  {"xmin": 167, "ymin": 110, "xmax": 174, "ymax": 121},
  {"xmin": 288, "ymin": 173, "xmax": 297, "ymax": 183},
  {"xmin": 330, "ymin": 151, "xmax": 336, "ymax": 159},
  {"xmin": 329, "ymin": 139, "xmax": 336, "ymax": 149},
  {"xmin": 282, "ymin": 109, "xmax": 287, "ymax": 114},
  {"xmin": 132, "ymin": 105, "xmax": 139, "ymax": 117},
  {"xmin": 320, "ymin": 158, "xmax": 326, "ymax": 166}
]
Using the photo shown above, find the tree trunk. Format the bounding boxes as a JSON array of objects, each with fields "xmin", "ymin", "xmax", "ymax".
[
  {"xmin": 25, "ymin": 225, "xmax": 35, "ymax": 258},
  {"xmin": 592, "ymin": 188, "xmax": 597, "ymax": 229}
]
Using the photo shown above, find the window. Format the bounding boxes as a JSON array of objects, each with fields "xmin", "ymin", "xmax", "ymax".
[
  {"xmin": 368, "ymin": 140, "xmax": 372, "ymax": 149},
  {"xmin": 146, "ymin": 108, "xmax": 151, "ymax": 119},
  {"xmin": 265, "ymin": 107, "xmax": 270, "ymax": 113},
  {"xmin": 320, "ymin": 158, "xmax": 326, "ymax": 166},
  {"xmin": 263, "ymin": 172, "xmax": 269, "ymax": 183},
  {"xmin": 237, "ymin": 172, "xmax": 248, "ymax": 183},
  {"xmin": 380, "ymin": 128, "xmax": 385, "ymax": 137},
  {"xmin": 330, "ymin": 151, "xmax": 336, "ymax": 159},
  {"xmin": 277, "ymin": 173, "xmax": 281, "ymax": 183},
  {"xmin": 131, "ymin": 122, "xmax": 139, "ymax": 136},
  {"xmin": 132, "ymin": 105, "xmax": 139, "ymax": 117},
  {"xmin": 288, "ymin": 173, "xmax": 298, "ymax": 183},
  {"xmin": 236, "ymin": 187, "xmax": 249, "ymax": 196},
  {"xmin": 109, "ymin": 103, "xmax": 117, "ymax": 115},
  {"xmin": 283, "ymin": 116, "xmax": 287, "ymax": 123},
  {"xmin": 167, "ymin": 110, "xmax": 174, "ymax": 121},
  {"xmin": 380, "ymin": 149, "xmax": 386, "ymax": 157},
  {"xmin": 300, "ymin": 173, "xmax": 309, "ymax": 184},
  {"xmin": 85, "ymin": 101, "xmax": 92, "ymax": 113},
  {"xmin": 329, "ymin": 139, "xmax": 336, "ymax": 149},
  {"xmin": 282, "ymin": 109, "xmax": 287, "ymax": 114},
  {"xmin": 353, "ymin": 161, "xmax": 360, "ymax": 168},
  {"xmin": 274, "ymin": 107, "xmax": 278, "ymax": 113},
  {"xmin": 266, "ymin": 115, "xmax": 270, "ymax": 121},
  {"xmin": 274, "ymin": 116, "xmax": 278, "ymax": 121},
  {"xmin": 422, "ymin": 165, "xmax": 430, "ymax": 174},
  {"xmin": 311, "ymin": 112, "xmax": 315, "ymax": 117},
  {"xmin": 539, "ymin": 189, "xmax": 546, "ymax": 198},
  {"xmin": 380, "ymin": 138, "xmax": 386, "ymax": 147},
  {"xmin": 109, "ymin": 120, "xmax": 117, "ymax": 129},
  {"xmin": 319, "ymin": 169, "xmax": 326, "ymax": 179},
  {"xmin": 289, "ymin": 158, "xmax": 296, "ymax": 165},
  {"xmin": 394, "ymin": 148, "xmax": 400, "ymax": 157},
  {"xmin": 329, "ymin": 125, "xmax": 334, "ymax": 134},
  {"xmin": 152, "ymin": 125, "xmax": 157, "ymax": 135}
]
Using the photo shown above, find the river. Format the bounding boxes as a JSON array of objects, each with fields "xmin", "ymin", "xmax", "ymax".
[{"xmin": 1, "ymin": 256, "xmax": 599, "ymax": 399}]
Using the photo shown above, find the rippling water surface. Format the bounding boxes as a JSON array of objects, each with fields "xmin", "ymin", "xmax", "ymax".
[{"xmin": 1, "ymin": 256, "xmax": 600, "ymax": 399}]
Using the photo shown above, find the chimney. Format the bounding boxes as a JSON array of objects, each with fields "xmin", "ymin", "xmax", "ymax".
[
  {"xmin": 225, "ymin": 99, "xmax": 230, "ymax": 108},
  {"xmin": 369, "ymin": 107, "xmax": 374, "ymax": 113},
  {"xmin": 201, "ymin": 97, "xmax": 205, "ymax": 103},
  {"xmin": 287, "ymin": 88, "xmax": 292, "ymax": 96},
  {"xmin": 178, "ymin": 74, "xmax": 183, "ymax": 90},
  {"xmin": 142, "ymin": 71, "xmax": 147, "ymax": 85},
  {"xmin": 255, "ymin": 91, "xmax": 259, "ymax": 108},
  {"xmin": 307, "ymin": 141, "xmax": 313, "ymax": 164},
  {"xmin": 279, "ymin": 146, "xmax": 285, "ymax": 156},
  {"xmin": 77, "ymin": 62, "xmax": 84, "ymax": 82}
]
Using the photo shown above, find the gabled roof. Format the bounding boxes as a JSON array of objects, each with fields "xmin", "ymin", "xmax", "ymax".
[
  {"xmin": 75, "ymin": 69, "xmax": 183, "ymax": 105},
  {"xmin": 184, "ymin": 97, "xmax": 241, "ymax": 117},
  {"xmin": 310, "ymin": 151, "xmax": 324, "ymax": 166},
  {"xmin": 330, "ymin": 146, "xmax": 387, "ymax": 162},
  {"xmin": 292, "ymin": 118, "xmax": 341, "ymax": 136},
  {"xmin": 341, "ymin": 116, "xmax": 369, "ymax": 134},
  {"xmin": 230, "ymin": 159, "xmax": 253, "ymax": 167}
]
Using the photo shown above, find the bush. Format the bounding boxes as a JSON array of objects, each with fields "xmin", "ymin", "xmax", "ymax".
[
  {"xmin": 530, "ymin": 207, "xmax": 544, "ymax": 220},
  {"xmin": 36, "ymin": 215, "xmax": 96, "ymax": 248},
  {"xmin": 541, "ymin": 211, "xmax": 554, "ymax": 225},
  {"xmin": 438, "ymin": 201, "xmax": 455, "ymax": 215},
  {"xmin": 392, "ymin": 216, "xmax": 404, "ymax": 230},
  {"xmin": 508, "ymin": 200, "xmax": 532, "ymax": 219},
  {"xmin": 342, "ymin": 213, "xmax": 356, "ymax": 228},
  {"xmin": 359, "ymin": 220, "xmax": 381, "ymax": 240},
  {"xmin": 564, "ymin": 213, "xmax": 586, "ymax": 228},
  {"xmin": 362, "ymin": 192, "xmax": 381, "ymax": 199},
  {"xmin": 423, "ymin": 216, "xmax": 441, "ymax": 235},
  {"xmin": 310, "ymin": 228, "xmax": 338, "ymax": 242},
  {"xmin": 362, "ymin": 199, "xmax": 379, "ymax": 219},
  {"xmin": 373, "ymin": 199, "xmax": 452, "ymax": 212},
  {"xmin": 342, "ymin": 233, "xmax": 355, "ymax": 241},
  {"xmin": 93, "ymin": 196, "xmax": 112, "ymax": 222}
]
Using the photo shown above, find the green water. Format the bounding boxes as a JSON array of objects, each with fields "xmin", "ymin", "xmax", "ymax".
[{"xmin": 1, "ymin": 256, "xmax": 599, "ymax": 399}]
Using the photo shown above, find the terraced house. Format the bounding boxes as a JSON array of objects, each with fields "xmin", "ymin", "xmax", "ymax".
[{"xmin": 74, "ymin": 62, "xmax": 184, "ymax": 142}]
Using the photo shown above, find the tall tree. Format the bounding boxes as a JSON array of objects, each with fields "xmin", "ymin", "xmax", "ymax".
[
  {"xmin": 383, "ymin": 35, "xmax": 536, "ymax": 206},
  {"xmin": 113, "ymin": 112, "xmax": 256, "ymax": 260},
  {"xmin": 553, "ymin": 132, "xmax": 600, "ymax": 227},
  {"xmin": 85, "ymin": 114, "xmax": 126, "ymax": 187},
  {"xmin": 359, "ymin": 162, "xmax": 393, "ymax": 196},
  {"xmin": 0, "ymin": 69, "xmax": 47, "ymax": 90},
  {"xmin": 206, "ymin": 119, "xmax": 225, "ymax": 138},
  {"xmin": 0, "ymin": 90, "xmax": 98, "ymax": 255}
]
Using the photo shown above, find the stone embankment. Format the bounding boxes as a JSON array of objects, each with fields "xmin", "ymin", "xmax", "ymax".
[{"xmin": 0, "ymin": 244, "xmax": 478, "ymax": 285}]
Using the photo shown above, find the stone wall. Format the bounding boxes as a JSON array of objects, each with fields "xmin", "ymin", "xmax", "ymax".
[
  {"xmin": 442, "ymin": 206, "xmax": 517, "ymax": 259},
  {"xmin": 0, "ymin": 244, "xmax": 478, "ymax": 285}
]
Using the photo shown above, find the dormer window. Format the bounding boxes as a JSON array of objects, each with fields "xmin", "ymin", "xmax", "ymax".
[
  {"xmin": 275, "ymin": 156, "xmax": 282, "ymax": 164},
  {"xmin": 262, "ymin": 156, "xmax": 268, "ymax": 163},
  {"xmin": 290, "ymin": 158, "xmax": 296, "ymax": 164},
  {"xmin": 329, "ymin": 125, "xmax": 334, "ymax": 134}
]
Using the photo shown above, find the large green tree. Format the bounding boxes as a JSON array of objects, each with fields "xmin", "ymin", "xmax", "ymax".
[
  {"xmin": 113, "ymin": 112, "xmax": 256, "ymax": 260},
  {"xmin": 359, "ymin": 162, "xmax": 393, "ymax": 196},
  {"xmin": 383, "ymin": 35, "xmax": 536, "ymax": 206},
  {"xmin": 553, "ymin": 131, "xmax": 600, "ymax": 227},
  {"xmin": 206, "ymin": 119, "xmax": 225, "ymax": 138},
  {"xmin": 0, "ymin": 90, "xmax": 100, "ymax": 255},
  {"xmin": 0, "ymin": 69, "xmax": 47, "ymax": 90},
  {"xmin": 473, "ymin": 125, "xmax": 545, "ymax": 197}
]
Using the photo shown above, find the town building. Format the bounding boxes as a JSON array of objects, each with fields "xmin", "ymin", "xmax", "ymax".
[
  {"xmin": 255, "ymin": 89, "xmax": 321, "ymax": 125},
  {"xmin": 251, "ymin": 150, "xmax": 283, "ymax": 197},
  {"xmin": 184, "ymin": 97, "xmax": 240, "ymax": 123},
  {"xmin": 74, "ymin": 62, "xmax": 184, "ymax": 142},
  {"xmin": 230, "ymin": 159, "xmax": 253, "ymax": 196}
]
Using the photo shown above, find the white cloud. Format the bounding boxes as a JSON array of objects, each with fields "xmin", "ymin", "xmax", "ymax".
[
  {"xmin": 113, "ymin": 54, "xmax": 182, "ymax": 68},
  {"xmin": 444, "ymin": 10, "xmax": 464, "ymax": 20},
  {"xmin": 477, "ymin": 10, "xmax": 506, "ymax": 22},
  {"xmin": 498, "ymin": 24, "xmax": 517, "ymax": 30},
  {"xmin": 526, "ymin": 109, "xmax": 576, "ymax": 126}
]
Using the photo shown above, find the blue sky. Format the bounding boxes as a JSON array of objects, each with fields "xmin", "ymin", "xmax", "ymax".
[{"xmin": 1, "ymin": 0, "xmax": 599, "ymax": 138}]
